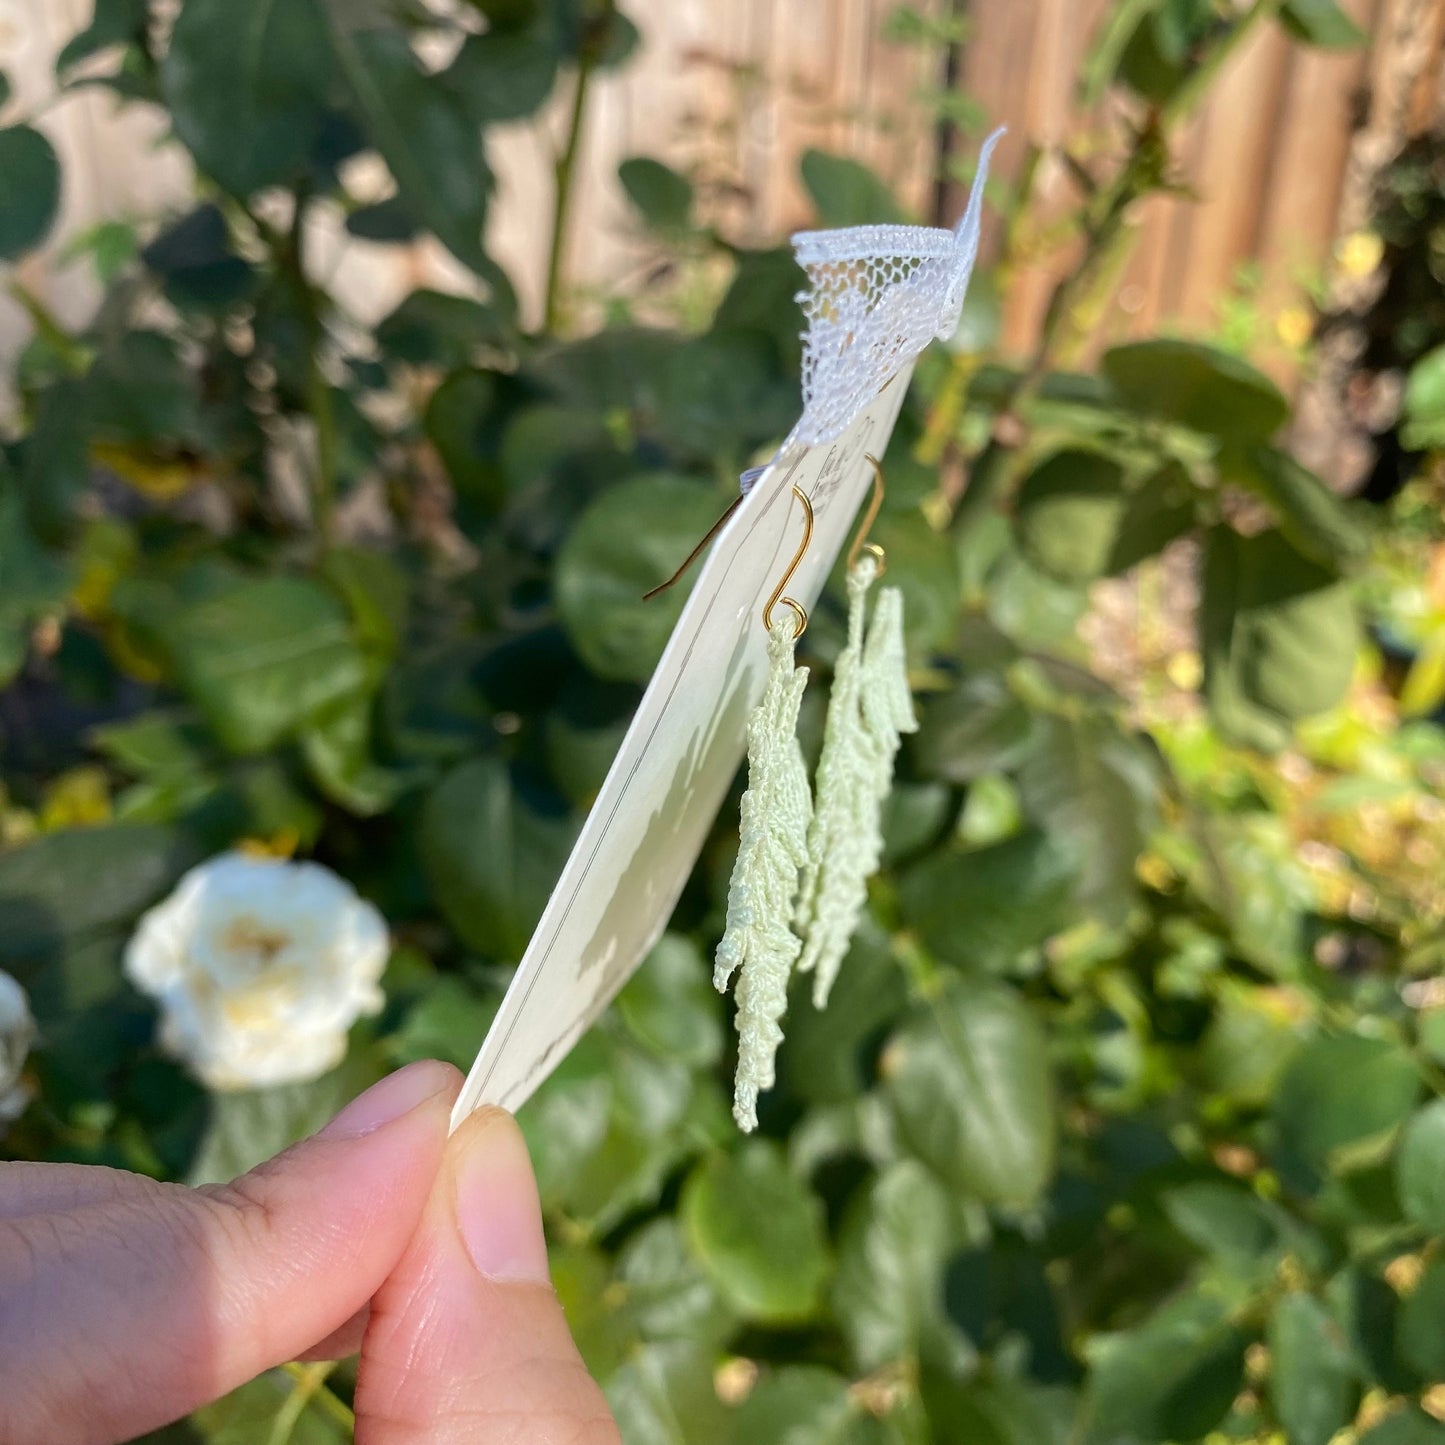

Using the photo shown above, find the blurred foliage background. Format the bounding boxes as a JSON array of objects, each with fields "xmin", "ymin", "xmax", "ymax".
[{"xmin": 3, "ymin": 1, "xmax": 1445, "ymax": 1442}]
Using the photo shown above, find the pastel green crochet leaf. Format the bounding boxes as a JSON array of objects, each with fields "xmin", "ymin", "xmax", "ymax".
[
  {"xmin": 715, "ymin": 617, "xmax": 813, "ymax": 1132},
  {"xmin": 795, "ymin": 554, "xmax": 916, "ymax": 1007}
]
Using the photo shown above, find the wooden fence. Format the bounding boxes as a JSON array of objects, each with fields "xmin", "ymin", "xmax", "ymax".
[{"xmin": 2, "ymin": 0, "xmax": 1443, "ymax": 388}]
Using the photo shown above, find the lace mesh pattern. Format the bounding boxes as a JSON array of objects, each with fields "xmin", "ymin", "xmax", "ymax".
[{"xmin": 786, "ymin": 128, "xmax": 1004, "ymax": 448}]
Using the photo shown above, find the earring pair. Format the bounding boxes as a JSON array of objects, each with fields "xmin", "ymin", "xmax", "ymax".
[{"xmin": 712, "ymin": 457, "xmax": 916, "ymax": 1131}]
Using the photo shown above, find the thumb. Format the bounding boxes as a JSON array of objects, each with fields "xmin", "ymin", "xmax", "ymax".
[{"xmin": 354, "ymin": 1107, "xmax": 620, "ymax": 1445}]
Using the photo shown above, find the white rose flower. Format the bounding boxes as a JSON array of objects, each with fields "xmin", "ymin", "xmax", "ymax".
[
  {"xmin": 0, "ymin": 969, "xmax": 36, "ymax": 1125},
  {"xmin": 124, "ymin": 852, "xmax": 390, "ymax": 1091}
]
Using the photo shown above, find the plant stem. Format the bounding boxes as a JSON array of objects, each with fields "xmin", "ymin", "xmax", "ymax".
[
  {"xmin": 280, "ymin": 1362, "xmax": 356, "ymax": 1432},
  {"xmin": 544, "ymin": 55, "xmax": 596, "ymax": 336},
  {"xmin": 269, "ymin": 1363, "xmax": 341, "ymax": 1445}
]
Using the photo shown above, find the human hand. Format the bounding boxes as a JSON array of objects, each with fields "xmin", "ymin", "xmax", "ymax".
[{"xmin": 0, "ymin": 1060, "xmax": 620, "ymax": 1444}]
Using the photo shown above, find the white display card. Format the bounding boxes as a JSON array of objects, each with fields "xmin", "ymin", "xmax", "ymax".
[{"xmin": 450, "ymin": 366, "xmax": 915, "ymax": 1125}]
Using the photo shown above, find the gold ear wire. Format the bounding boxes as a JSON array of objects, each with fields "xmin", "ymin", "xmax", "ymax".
[
  {"xmin": 846, "ymin": 454, "xmax": 887, "ymax": 578},
  {"xmin": 642, "ymin": 494, "xmax": 745, "ymax": 603},
  {"xmin": 762, "ymin": 485, "xmax": 814, "ymax": 638}
]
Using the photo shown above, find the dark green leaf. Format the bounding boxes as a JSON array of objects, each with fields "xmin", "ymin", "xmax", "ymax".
[
  {"xmin": 800, "ymin": 150, "xmax": 907, "ymax": 227},
  {"xmin": 0, "ymin": 125, "xmax": 61, "ymax": 260},
  {"xmin": 924, "ymin": 1373, "xmax": 1074, "ymax": 1445},
  {"xmin": 605, "ymin": 1341, "xmax": 732, "ymax": 1445},
  {"xmin": 1015, "ymin": 713, "xmax": 1159, "ymax": 927},
  {"xmin": 300, "ymin": 692, "xmax": 404, "ymax": 815},
  {"xmin": 1280, "ymin": 0, "xmax": 1367, "ymax": 47},
  {"xmin": 376, "ymin": 291, "xmax": 509, "ymax": 365},
  {"xmin": 163, "ymin": 0, "xmax": 333, "ymax": 196},
  {"xmin": 898, "ymin": 827, "xmax": 1077, "ymax": 973},
  {"xmin": 619, "ymin": 156, "xmax": 693, "ymax": 230},
  {"xmin": 1103, "ymin": 339, "xmax": 1289, "ymax": 441},
  {"xmin": 681, "ymin": 1140, "xmax": 831, "ymax": 1323},
  {"xmin": 555, "ymin": 473, "xmax": 724, "ymax": 683},
  {"xmin": 1398, "ymin": 1260, "xmax": 1445, "ymax": 1380},
  {"xmin": 1224, "ymin": 446, "xmax": 1369, "ymax": 568},
  {"xmin": 831, "ymin": 1160, "xmax": 955, "ymax": 1371},
  {"xmin": 1358, "ymin": 1409, "xmax": 1445, "ymax": 1445},
  {"xmin": 729, "ymin": 1367, "xmax": 868, "ymax": 1445},
  {"xmin": 1273, "ymin": 1032, "xmax": 1421, "ymax": 1177},
  {"xmin": 0, "ymin": 824, "xmax": 197, "ymax": 975},
  {"xmin": 1200, "ymin": 527, "xmax": 1357, "ymax": 747},
  {"xmin": 0, "ymin": 487, "xmax": 71, "ymax": 686},
  {"xmin": 617, "ymin": 934, "xmax": 724, "ymax": 1068},
  {"xmin": 180, "ymin": 1371, "xmax": 351, "ymax": 1444},
  {"xmin": 654, "ymin": 330, "xmax": 794, "ymax": 460},
  {"xmin": 425, "ymin": 368, "xmax": 506, "ymax": 510},
  {"xmin": 141, "ymin": 205, "xmax": 258, "ymax": 311},
  {"xmin": 883, "ymin": 976, "xmax": 1056, "ymax": 1206},
  {"xmin": 1083, "ymin": 1290, "xmax": 1249, "ymax": 1444},
  {"xmin": 449, "ymin": 27, "xmax": 558, "ymax": 124},
  {"xmin": 1117, "ymin": 13, "xmax": 1187, "ymax": 105},
  {"xmin": 616, "ymin": 1218, "xmax": 735, "ymax": 1347},
  {"xmin": 1397, "ymin": 1098, "xmax": 1445, "ymax": 1233},
  {"xmin": 1269, "ymin": 1291, "xmax": 1358, "ymax": 1445},
  {"xmin": 126, "ymin": 571, "xmax": 368, "ymax": 755},
  {"xmin": 913, "ymin": 671, "xmax": 1040, "ymax": 783},
  {"xmin": 1107, "ymin": 460, "xmax": 1198, "ymax": 572},
  {"xmin": 324, "ymin": 24, "xmax": 490, "ymax": 270},
  {"xmin": 1015, "ymin": 450, "xmax": 1128, "ymax": 584},
  {"xmin": 56, "ymin": 0, "xmax": 148, "ymax": 74},
  {"xmin": 418, "ymin": 755, "xmax": 577, "ymax": 959}
]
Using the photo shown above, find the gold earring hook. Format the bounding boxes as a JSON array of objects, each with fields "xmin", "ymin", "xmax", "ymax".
[
  {"xmin": 762, "ymin": 485, "xmax": 814, "ymax": 638},
  {"xmin": 846, "ymin": 454, "xmax": 887, "ymax": 578},
  {"xmin": 642, "ymin": 494, "xmax": 744, "ymax": 602}
]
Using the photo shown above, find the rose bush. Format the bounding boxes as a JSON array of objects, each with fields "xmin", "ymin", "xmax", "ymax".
[{"xmin": 1, "ymin": 2, "xmax": 1443, "ymax": 1443}]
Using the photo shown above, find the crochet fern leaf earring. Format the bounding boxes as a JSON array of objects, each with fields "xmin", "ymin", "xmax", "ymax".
[
  {"xmin": 795, "ymin": 457, "xmax": 917, "ymax": 1007},
  {"xmin": 714, "ymin": 487, "xmax": 815, "ymax": 1132}
]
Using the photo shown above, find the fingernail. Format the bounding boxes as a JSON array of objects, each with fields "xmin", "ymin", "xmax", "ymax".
[
  {"xmin": 452, "ymin": 1109, "xmax": 550, "ymax": 1284},
  {"xmin": 319, "ymin": 1061, "xmax": 453, "ymax": 1140}
]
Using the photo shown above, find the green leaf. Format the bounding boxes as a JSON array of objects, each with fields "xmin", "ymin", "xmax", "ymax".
[
  {"xmin": 1402, "ymin": 344, "xmax": 1445, "ymax": 451},
  {"xmin": 1015, "ymin": 450, "xmax": 1128, "ymax": 584},
  {"xmin": 1224, "ymin": 446, "xmax": 1369, "ymax": 568},
  {"xmin": 126, "ymin": 571, "xmax": 369, "ymax": 755},
  {"xmin": 425, "ymin": 368, "xmax": 506, "ymax": 511},
  {"xmin": 1107, "ymin": 460, "xmax": 1199, "ymax": 572},
  {"xmin": 449, "ymin": 26, "xmax": 558, "ymax": 124},
  {"xmin": 300, "ymin": 692, "xmax": 404, "ymax": 816},
  {"xmin": 654, "ymin": 330, "xmax": 795, "ymax": 461},
  {"xmin": 913, "ymin": 670, "xmax": 1040, "ymax": 783},
  {"xmin": 376, "ymin": 291, "xmax": 510, "ymax": 365},
  {"xmin": 1273, "ymin": 1032, "xmax": 1421, "ymax": 1177},
  {"xmin": 616, "ymin": 1218, "xmax": 736, "ymax": 1347},
  {"xmin": 180, "ymin": 1371, "xmax": 351, "ymax": 1444},
  {"xmin": 387, "ymin": 975, "xmax": 498, "ymax": 1071},
  {"xmin": 1397, "ymin": 1098, "xmax": 1445, "ymax": 1232},
  {"xmin": 898, "ymin": 827, "xmax": 1077, "ymax": 973},
  {"xmin": 867, "ymin": 510, "xmax": 964, "ymax": 654},
  {"xmin": 1015, "ymin": 713, "xmax": 1159, "ymax": 928},
  {"xmin": 1103, "ymin": 339, "xmax": 1289, "ymax": 441},
  {"xmin": 1398, "ymin": 1259, "xmax": 1445, "ymax": 1380},
  {"xmin": 0, "ymin": 488, "xmax": 71, "ymax": 686},
  {"xmin": 831, "ymin": 1160, "xmax": 956, "ymax": 1371},
  {"xmin": 1083, "ymin": 1290, "xmax": 1249, "ymax": 1444},
  {"xmin": 606, "ymin": 1341, "xmax": 732, "ymax": 1445},
  {"xmin": 1116, "ymin": 12, "xmax": 1187, "ymax": 105},
  {"xmin": 924, "ymin": 1373, "xmax": 1074, "ymax": 1445},
  {"xmin": 620, "ymin": 156, "xmax": 694, "ymax": 230},
  {"xmin": 1280, "ymin": 0, "xmax": 1367, "ymax": 48},
  {"xmin": 1269, "ymin": 1291, "xmax": 1359, "ymax": 1445},
  {"xmin": 729, "ymin": 1367, "xmax": 869, "ymax": 1445},
  {"xmin": 1358, "ymin": 1409, "xmax": 1445, "ymax": 1445},
  {"xmin": 0, "ymin": 125, "xmax": 61, "ymax": 260},
  {"xmin": 555, "ymin": 473, "xmax": 724, "ymax": 684},
  {"xmin": 883, "ymin": 976, "xmax": 1056, "ymax": 1206},
  {"xmin": 162, "ymin": 0, "xmax": 333, "ymax": 196},
  {"xmin": 1159, "ymin": 1179, "xmax": 1281, "ymax": 1271},
  {"xmin": 0, "ymin": 824, "xmax": 197, "ymax": 975},
  {"xmin": 800, "ymin": 150, "xmax": 907, "ymax": 227},
  {"xmin": 681, "ymin": 1140, "xmax": 831, "ymax": 1324},
  {"xmin": 617, "ymin": 934, "xmax": 724, "ymax": 1068},
  {"xmin": 56, "ymin": 0, "xmax": 148, "ymax": 73},
  {"xmin": 188, "ymin": 1045, "xmax": 388, "ymax": 1183},
  {"xmin": 1200, "ymin": 527, "xmax": 1357, "ymax": 746},
  {"xmin": 418, "ymin": 755, "xmax": 577, "ymax": 959},
  {"xmin": 141, "ymin": 205, "xmax": 258, "ymax": 311},
  {"xmin": 323, "ymin": 23, "xmax": 490, "ymax": 270}
]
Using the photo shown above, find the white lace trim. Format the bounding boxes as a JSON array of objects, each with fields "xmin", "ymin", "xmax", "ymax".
[{"xmin": 785, "ymin": 127, "xmax": 1005, "ymax": 450}]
